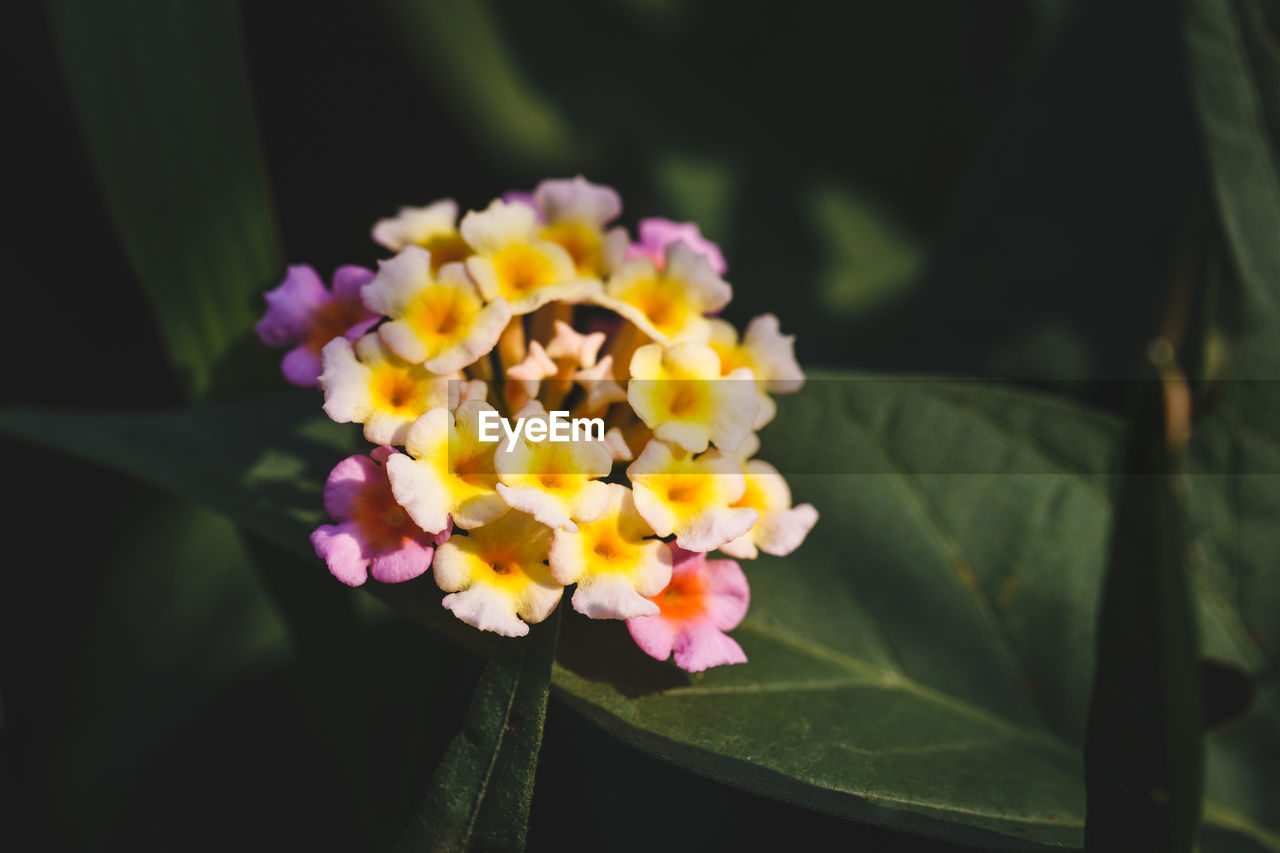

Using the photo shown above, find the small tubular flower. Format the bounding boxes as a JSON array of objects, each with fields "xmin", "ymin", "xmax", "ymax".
[
  {"xmin": 718, "ymin": 459, "xmax": 819, "ymax": 559},
  {"xmin": 626, "ymin": 217, "xmax": 727, "ymax": 276},
  {"xmin": 461, "ymin": 199, "xmax": 599, "ymax": 314},
  {"xmin": 627, "ymin": 439, "xmax": 757, "ymax": 551},
  {"xmin": 385, "ymin": 400, "xmax": 507, "ymax": 533},
  {"xmin": 707, "ymin": 314, "xmax": 804, "ymax": 393},
  {"xmin": 319, "ymin": 333, "xmax": 457, "ymax": 445},
  {"xmin": 494, "ymin": 404, "xmax": 613, "ymax": 530},
  {"xmin": 433, "ymin": 509, "xmax": 562, "ymax": 636},
  {"xmin": 362, "ymin": 246, "xmax": 511, "ymax": 373},
  {"xmin": 572, "ymin": 355, "xmax": 628, "ymax": 414},
  {"xmin": 532, "ymin": 176, "xmax": 629, "ymax": 278},
  {"xmin": 549, "ymin": 483, "xmax": 672, "ymax": 619},
  {"xmin": 706, "ymin": 315, "xmax": 804, "ymax": 428},
  {"xmin": 545, "ymin": 320, "xmax": 606, "ymax": 369},
  {"xmin": 594, "ymin": 241, "xmax": 731, "ymax": 344},
  {"xmin": 370, "ymin": 198, "xmax": 473, "ymax": 268},
  {"xmin": 310, "ymin": 446, "xmax": 450, "ymax": 587},
  {"xmin": 256, "ymin": 264, "xmax": 380, "ymax": 387},
  {"xmin": 627, "ymin": 547, "xmax": 749, "ymax": 672},
  {"xmin": 627, "ymin": 342, "xmax": 757, "ymax": 453}
]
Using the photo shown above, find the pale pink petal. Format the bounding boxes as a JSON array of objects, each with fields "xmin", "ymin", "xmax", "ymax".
[
  {"xmin": 311, "ymin": 522, "xmax": 369, "ymax": 587},
  {"xmin": 256, "ymin": 264, "xmax": 328, "ymax": 346},
  {"xmin": 533, "ymin": 177, "xmax": 622, "ymax": 227},
  {"xmin": 369, "ymin": 540, "xmax": 435, "ymax": 584},
  {"xmin": 626, "ymin": 613, "xmax": 680, "ymax": 661},
  {"xmin": 700, "ymin": 558, "xmax": 751, "ymax": 631},
  {"xmin": 322, "ymin": 454, "xmax": 380, "ymax": 520},
  {"xmin": 281, "ymin": 344, "xmax": 325, "ymax": 388},
  {"xmin": 671, "ymin": 619, "xmax": 747, "ymax": 672},
  {"xmin": 502, "ymin": 191, "xmax": 543, "ymax": 220},
  {"xmin": 369, "ymin": 445, "xmax": 398, "ymax": 464},
  {"xmin": 627, "ymin": 218, "xmax": 727, "ymax": 275}
]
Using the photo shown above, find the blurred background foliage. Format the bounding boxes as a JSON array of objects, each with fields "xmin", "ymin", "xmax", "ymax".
[{"xmin": 2, "ymin": 0, "xmax": 1274, "ymax": 850}]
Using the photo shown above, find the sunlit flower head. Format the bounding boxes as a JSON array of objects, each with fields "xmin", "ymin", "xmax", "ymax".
[
  {"xmin": 549, "ymin": 483, "xmax": 672, "ymax": 619},
  {"xmin": 385, "ymin": 400, "xmax": 508, "ymax": 534},
  {"xmin": 318, "ymin": 333, "xmax": 461, "ymax": 445},
  {"xmin": 371, "ymin": 198, "xmax": 473, "ymax": 269},
  {"xmin": 627, "ymin": 546, "xmax": 749, "ymax": 672},
  {"xmin": 256, "ymin": 264, "xmax": 380, "ymax": 387},
  {"xmin": 433, "ymin": 509, "xmax": 562, "ymax": 637},
  {"xmin": 362, "ymin": 246, "xmax": 511, "ymax": 373},
  {"xmin": 280, "ymin": 177, "xmax": 816, "ymax": 664},
  {"xmin": 461, "ymin": 199, "xmax": 599, "ymax": 314},
  {"xmin": 626, "ymin": 217, "xmax": 727, "ymax": 276},
  {"xmin": 626, "ymin": 438, "xmax": 757, "ymax": 551},
  {"xmin": 310, "ymin": 446, "xmax": 450, "ymax": 587}
]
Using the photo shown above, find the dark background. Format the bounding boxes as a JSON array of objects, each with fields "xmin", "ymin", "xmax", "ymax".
[{"xmin": 2, "ymin": 0, "xmax": 1208, "ymax": 849}]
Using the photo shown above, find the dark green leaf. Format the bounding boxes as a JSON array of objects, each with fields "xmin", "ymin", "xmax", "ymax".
[
  {"xmin": 396, "ymin": 609, "xmax": 559, "ymax": 852},
  {"xmin": 1186, "ymin": 378, "xmax": 1280, "ymax": 853},
  {"xmin": 1084, "ymin": 365, "xmax": 1203, "ymax": 851},
  {"xmin": 377, "ymin": 0, "xmax": 583, "ymax": 173},
  {"xmin": 46, "ymin": 0, "xmax": 282, "ymax": 397},
  {"xmin": 1188, "ymin": 0, "xmax": 1280, "ymax": 323},
  {"xmin": 248, "ymin": 537, "xmax": 381, "ymax": 847},
  {"xmin": 48, "ymin": 499, "xmax": 289, "ymax": 846},
  {"xmin": 2, "ymin": 375, "xmax": 1277, "ymax": 849}
]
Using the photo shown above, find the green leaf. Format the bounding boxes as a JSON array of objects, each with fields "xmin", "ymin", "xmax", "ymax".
[
  {"xmin": 806, "ymin": 183, "xmax": 926, "ymax": 319},
  {"xmin": 1186, "ymin": 379, "xmax": 1280, "ymax": 853},
  {"xmin": 248, "ymin": 537, "xmax": 381, "ymax": 847},
  {"xmin": 396, "ymin": 609, "xmax": 559, "ymax": 852},
  {"xmin": 1188, "ymin": 0, "xmax": 1280, "ymax": 324},
  {"xmin": 377, "ymin": 0, "xmax": 583, "ymax": 174},
  {"xmin": 46, "ymin": 0, "xmax": 282, "ymax": 398},
  {"xmin": 2, "ymin": 376, "xmax": 1277, "ymax": 850},
  {"xmin": 48, "ymin": 498, "xmax": 289, "ymax": 846},
  {"xmin": 1083, "ymin": 365, "xmax": 1203, "ymax": 851},
  {"xmin": 1236, "ymin": 0, "xmax": 1280, "ymax": 146}
]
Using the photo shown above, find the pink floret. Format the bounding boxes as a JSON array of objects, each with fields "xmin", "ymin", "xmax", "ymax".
[
  {"xmin": 626, "ymin": 218, "xmax": 727, "ymax": 276},
  {"xmin": 310, "ymin": 447, "xmax": 447, "ymax": 587},
  {"xmin": 626, "ymin": 545, "xmax": 749, "ymax": 672},
  {"xmin": 256, "ymin": 264, "xmax": 380, "ymax": 387}
]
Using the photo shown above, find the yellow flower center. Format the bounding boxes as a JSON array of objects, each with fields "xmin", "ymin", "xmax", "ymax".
[
  {"xmin": 371, "ymin": 368, "xmax": 422, "ymax": 414},
  {"xmin": 408, "ymin": 285, "xmax": 476, "ymax": 343},
  {"xmin": 620, "ymin": 278, "xmax": 690, "ymax": 336},
  {"xmin": 494, "ymin": 244, "xmax": 558, "ymax": 297},
  {"xmin": 542, "ymin": 222, "xmax": 602, "ymax": 276},
  {"xmin": 420, "ymin": 232, "xmax": 472, "ymax": 269}
]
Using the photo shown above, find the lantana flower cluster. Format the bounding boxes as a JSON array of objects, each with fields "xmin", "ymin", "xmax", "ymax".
[{"xmin": 257, "ymin": 177, "xmax": 817, "ymax": 672}]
